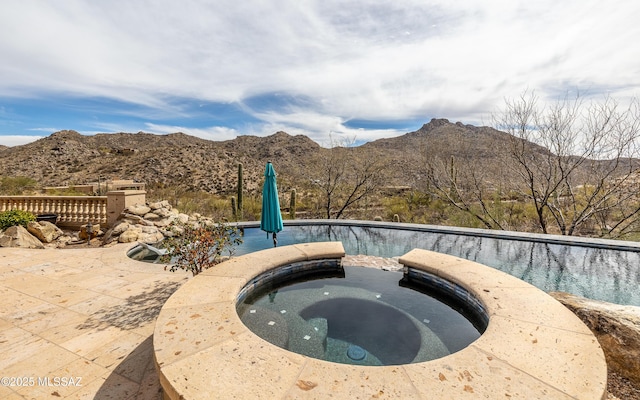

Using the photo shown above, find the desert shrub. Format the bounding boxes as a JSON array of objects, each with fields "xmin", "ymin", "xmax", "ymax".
[
  {"xmin": 241, "ymin": 195, "xmax": 262, "ymax": 221},
  {"xmin": 147, "ymin": 188, "xmax": 235, "ymax": 221},
  {"xmin": 0, "ymin": 209, "xmax": 36, "ymax": 231},
  {"xmin": 160, "ymin": 217, "xmax": 243, "ymax": 276},
  {"xmin": 445, "ymin": 207, "xmax": 488, "ymax": 229},
  {"xmin": 381, "ymin": 196, "xmax": 411, "ymax": 222},
  {"xmin": 0, "ymin": 176, "xmax": 37, "ymax": 195}
]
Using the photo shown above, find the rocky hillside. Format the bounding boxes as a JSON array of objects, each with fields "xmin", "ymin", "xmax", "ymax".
[
  {"xmin": 0, "ymin": 129, "xmax": 321, "ymax": 194},
  {"xmin": 0, "ymin": 119, "xmax": 548, "ymax": 194},
  {"xmin": 360, "ymin": 118, "xmax": 554, "ymax": 187}
]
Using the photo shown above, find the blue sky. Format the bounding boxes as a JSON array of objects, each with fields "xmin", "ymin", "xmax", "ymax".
[{"xmin": 1, "ymin": 1, "xmax": 639, "ymax": 147}]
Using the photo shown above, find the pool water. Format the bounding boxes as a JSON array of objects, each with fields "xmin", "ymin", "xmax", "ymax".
[
  {"xmin": 236, "ymin": 266, "xmax": 483, "ymax": 366},
  {"xmin": 130, "ymin": 222, "xmax": 640, "ymax": 306},
  {"xmin": 236, "ymin": 224, "xmax": 640, "ymax": 306}
]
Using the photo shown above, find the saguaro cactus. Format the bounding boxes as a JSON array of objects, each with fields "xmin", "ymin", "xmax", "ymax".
[
  {"xmin": 231, "ymin": 196, "xmax": 237, "ymax": 218},
  {"xmin": 289, "ymin": 189, "xmax": 297, "ymax": 219},
  {"xmin": 236, "ymin": 163, "xmax": 243, "ymax": 220}
]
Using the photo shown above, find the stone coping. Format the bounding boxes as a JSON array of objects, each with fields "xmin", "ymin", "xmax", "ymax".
[{"xmin": 154, "ymin": 243, "xmax": 607, "ymax": 399}]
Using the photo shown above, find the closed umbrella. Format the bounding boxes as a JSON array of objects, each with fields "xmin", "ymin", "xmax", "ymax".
[{"xmin": 260, "ymin": 161, "xmax": 283, "ymax": 246}]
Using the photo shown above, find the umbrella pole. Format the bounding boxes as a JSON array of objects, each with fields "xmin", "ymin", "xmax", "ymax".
[{"xmin": 273, "ymin": 232, "xmax": 278, "ymax": 247}]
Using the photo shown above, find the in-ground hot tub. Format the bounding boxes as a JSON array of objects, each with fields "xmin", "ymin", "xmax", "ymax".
[
  {"xmin": 236, "ymin": 262, "xmax": 487, "ymax": 366},
  {"xmin": 153, "ymin": 242, "xmax": 607, "ymax": 399}
]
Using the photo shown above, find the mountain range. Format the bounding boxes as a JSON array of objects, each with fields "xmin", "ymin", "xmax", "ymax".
[{"xmin": 0, "ymin": 119, "xmax": 537, "ymax": 195}]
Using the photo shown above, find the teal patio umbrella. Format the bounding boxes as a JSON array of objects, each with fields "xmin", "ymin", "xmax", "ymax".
[{"xmin": 260, "ymin": 161, "xmax": 283, "ymax": 246}]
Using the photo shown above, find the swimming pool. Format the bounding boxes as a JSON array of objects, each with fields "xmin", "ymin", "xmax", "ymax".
[{"xmin": 234, "ymin": 220, "xmax": 640, "ymax": 306}]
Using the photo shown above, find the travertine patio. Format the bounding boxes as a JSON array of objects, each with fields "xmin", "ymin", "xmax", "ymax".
[{"xmin": 0, "ymin": 244, "xmax": 188, "ymax": 399}]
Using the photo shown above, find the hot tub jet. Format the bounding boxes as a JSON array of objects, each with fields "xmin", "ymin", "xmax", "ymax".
[{"xmin": 346, "ymin": 344, "xmax": 367, "ymax": 361}]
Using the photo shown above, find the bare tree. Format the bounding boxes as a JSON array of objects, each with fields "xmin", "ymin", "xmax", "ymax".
[
  {"xmin": 313, "ymin": 136, "xmax": 386, "ymax": 219},
  {"xmin": 425, "ymin": 155, "xmax": 507, "ymax": 230},
  {"xmin": 494, "ymin": 91, "xmax": 640, "ymax": 236}
]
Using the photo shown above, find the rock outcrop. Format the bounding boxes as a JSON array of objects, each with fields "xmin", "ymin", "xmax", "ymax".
[
  {"xmin": 0, "ymin": 225, "xmax": 45, "ymax": 249},
  {"xmin": 102, "ymin": 200, "xmax": 191, "ymax": 245},
  {"xmin": 0, "ymin": 199, "xmax": 195, "ymax": 249},
  {"xmin": 0, "ymin": 199, "xmax": 200, "ymax": 248},
  {"xmin": 550, "ymin": 292, "xmax": 640, "ymax": 387}
]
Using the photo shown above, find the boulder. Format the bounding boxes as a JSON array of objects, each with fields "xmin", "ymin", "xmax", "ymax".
[
  {"xmin": 137, "ymin": 231, "xmax": 164, "ymax": 244},
  {"xmin": 111, "ymin": 221, "xmax": 131, "ymax": 235},
  {"xmin": 161, "ymin": 225, "xmax": 184, "ymax": 237},
  {"xmin": 175, "ymin": 213, "xmax": 189, "ymax": 224},
  {"xmin": 550, "ymin": 292, "xmax": 640, "ymax": 387},
  {"xmin": 149, "ymin": 200, "xmax": 171, "ymax": 210},
  {"xmin": 127, "ymin": 204, "xmax": 151, "ymax": 216},
  {"xmin": 118, "ymin": 228, "xmax": 141, "ymax": 243},
  {"xmin": 153, "ymin": 207, "xmax": 173, "ymax": 218},
  {"xmin": 143, "ymin": 212, "xmax": 161, "ymax": 220},
  {"xmin": 101, "ymin": 221, "xmax": 129, "ymax": 245},
  {"xmin": 27, "ymin": 221, "xmax": 63, "ymax": 243},
  {"xmin": 122, "ymin": 213, "xmax": 154, "ymax": 226},
  {"xmin": 100, "ymin": 200, "xmax": 198, "ymax": 245},
  {"xmin": 152, "ymin": 218, "xmax": 171, "ymax": 228},
  {"xmin": 55, "ymin": 235, "xmax": 74, "ymax": 247},
  {"xmin": 121, "ymin": 213, "xmax": 145, "ymax": 224},
  {"xmin": 0, "ymin": 225, "xmax": 45, "ymax": 249}
]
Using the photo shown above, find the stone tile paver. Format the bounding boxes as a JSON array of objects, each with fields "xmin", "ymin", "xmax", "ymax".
[{"xmin": 0, "ymin": 244, "xmax": 188, "ymax": 399}]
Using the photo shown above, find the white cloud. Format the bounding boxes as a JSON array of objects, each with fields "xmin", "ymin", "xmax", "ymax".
[
  {"xmin": 0, "ymin": 0, "xmax": 638, "ymax": 144},
  {"xmin": 0, "ymin": 135, "xmax": 44, "ymax": 147},
  {"xmin": 28, "ymin": 127, "xmax": 60, "ymax": 133},
  {"xmin": 143, "ymin": 123, "xmax": 240, "ymax": 141},
  {"xmin": 73, "ymin": 121, "xmax": 240, "ymax": 142},
  {"xmin": 246, "ymin": 109, "xmax": 406, "ymax": 146}
]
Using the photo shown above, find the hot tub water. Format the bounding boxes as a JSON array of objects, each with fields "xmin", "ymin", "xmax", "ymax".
[{"xmin": 237, "ymin": 265, "xmax": 484, "ymax": 366}]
